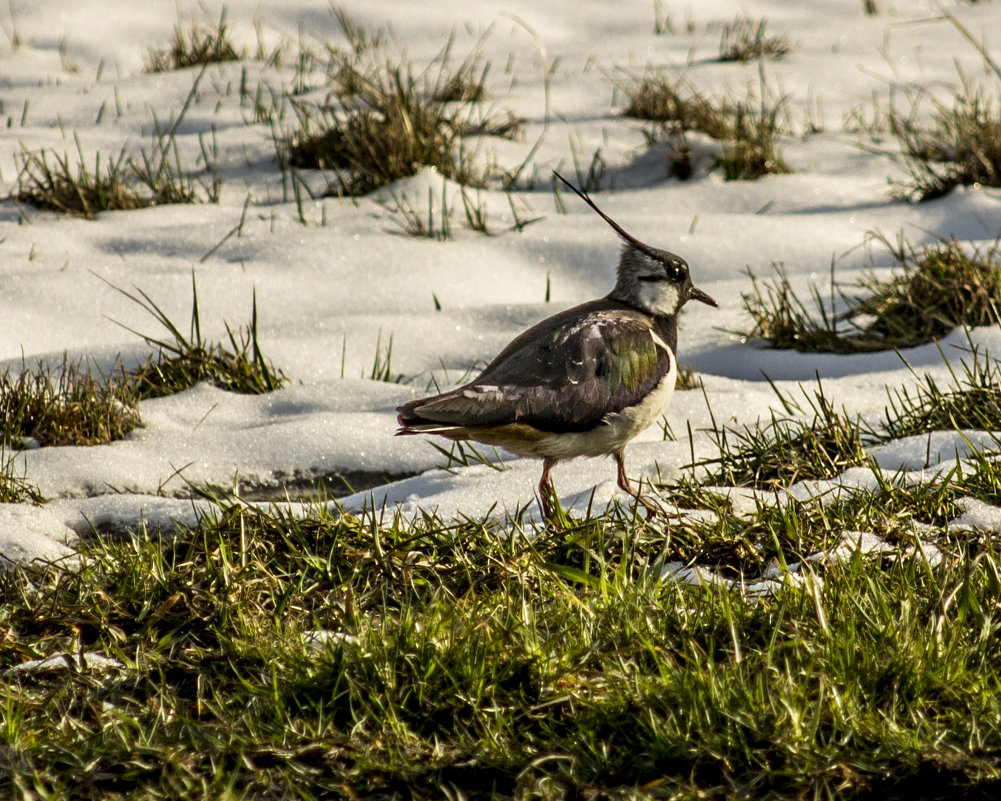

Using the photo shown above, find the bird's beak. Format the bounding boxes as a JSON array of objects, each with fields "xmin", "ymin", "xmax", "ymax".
[{"xmin": 689, "ymin": 285, "xmax": 717, "ymax": 307}]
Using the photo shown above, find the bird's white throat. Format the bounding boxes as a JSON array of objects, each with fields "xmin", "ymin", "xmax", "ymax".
[{"xmin": 634, "ymin": 281, "xmax": 680, "ymax": 317}]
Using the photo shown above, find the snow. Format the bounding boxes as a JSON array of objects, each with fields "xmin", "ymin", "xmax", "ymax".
[{"xmin": 2, "ymin": 0, "xmax": 1001, "ymax": 568}]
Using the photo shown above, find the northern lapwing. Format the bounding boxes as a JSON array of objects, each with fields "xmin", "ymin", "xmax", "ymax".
[{"xmin": 397, "ymin": 172, "xmax": 716, "ymax": 521}]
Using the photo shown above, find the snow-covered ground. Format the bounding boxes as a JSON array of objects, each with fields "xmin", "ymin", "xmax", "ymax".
[{"xmin": 2, "ymin": 0, "xmax": 1001, "ymax": 566}]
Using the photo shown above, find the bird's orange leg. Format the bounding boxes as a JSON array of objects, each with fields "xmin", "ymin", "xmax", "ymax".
[
  {"xmin": 538, "ymin": 457, "xmax": 559, "ymax": 524},
  {"xmin": 615, "ymin": 452, "xmax": 662, "ymax": 517}
]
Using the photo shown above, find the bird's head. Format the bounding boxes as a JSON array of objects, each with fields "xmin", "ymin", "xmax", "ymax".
[{"xmin": 553, "ymin": 172, "xmax": 717, "ymax": 317}]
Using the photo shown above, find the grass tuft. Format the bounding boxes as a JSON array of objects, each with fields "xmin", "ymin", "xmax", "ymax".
[
  {"xmin": 14, "ymin": 146, "xmax": 144, "ymax": 218},
  {"xmin": 623, "ymin": 73, "xmax": 791, "ymax": 180},
  {"xmin": 283, "ymin": 19, "xmax": 516, "ymax": 196},
  {"xmin": 0, "ymin": 358, "xmax": 140, "ymax": 448},
  {"xmin": 743, "ymin": 237, "xmax": 1001, "ymax": 352},
  {"xmin": 718, "ymin": 15, "xmax": 792, "ymax": 62},
  {"xmin": 865, "ymin": 11, "xmax": 1001, "ymax": 201},
  {"xmin": 718, "ymin": 95, "xmax": 792, "ymax": 180},
  {"xmin": 15, "ymin": 139, "xmax": 219, "ymax": 218},
  {"xmin": 880, "ymin": 339, "xmax": 1001, "ymax": 439},
  {"xmin": 702, "ymin": 385, "xmax": 871, "ymax": 490},
  {"xmin": 887, "ymin": 81, "xmax": 1001, "ymax": 201},
  {"xmin": 145, "ymin": 10, "xmax": 242, "ymax": 73},
  {"xmin": 111, "ymin": 274, "xmax": 290, "ymax": 398}
]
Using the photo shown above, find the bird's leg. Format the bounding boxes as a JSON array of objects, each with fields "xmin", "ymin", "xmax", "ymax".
[
  {"xmin": 538, "ymin": 457, "xmax": 560, "ymax": 525},
  {"xmin": 615, "ymin": 452, "xmax": 662, "ymax": 517}
]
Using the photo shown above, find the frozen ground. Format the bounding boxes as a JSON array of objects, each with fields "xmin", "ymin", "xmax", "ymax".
[{"xmin": 2, "ymin": 0, "xmax": 1001, "ymax": 567}]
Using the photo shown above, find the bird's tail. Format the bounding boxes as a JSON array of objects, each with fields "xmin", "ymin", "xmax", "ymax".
[{"xmin": 395, "ymin": 412, "xmax": 462, "ymax": 437}]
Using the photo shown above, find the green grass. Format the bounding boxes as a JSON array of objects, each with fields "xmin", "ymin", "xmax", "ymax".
[
  {"xmin": 700, "ymin": 386, "xmax": 872, "ymax": 491},
  {"xmin": 743, "ymin": 237, "xmax": 1001, "ymax": 352},
  {"xmin": 1, "ymin": 357, "xmax": 140, "ymax": 448},
  {"xmin": 112, "ymin": 273, "xmax": 289, "ymax": 398},
  {"xmin": 880, "ymin": 339, "xmax": 1001, "ymax": 439},
  {"xmin": 3, "ymin": 486, "xmax": 1001, "ymax": 798}
]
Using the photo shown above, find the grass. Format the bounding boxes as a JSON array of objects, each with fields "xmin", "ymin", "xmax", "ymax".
[
  {"xmin": 622, "ymin": 72, "xmax": 792, "ymax": 180},
  {"xmin": 859, "ymin": 10, "xmax": 1001, "ymax": 201},
  {"xmin": 14, "ymin": 146, "xmax": 145, "ymax": 218},
  {"xmin": 0, "ymin": 357, "xmax": 140, "ymax": 448},
  {"xmin": 379, "ymin": 181, "xmax": 543, "ymax": 240},
  {"xmin": 880, "ymin": 339, "xmax": 1001, "ymax": 439},
  {"xmin": 0, "ymin": 449, "xmax": 44, "ymax": 504},
  {"xmin": 145, "ymin": 10, "xmax": 242, "ymax": 73},
  {"xmin": 701, "ymin": 386, "xmax": 872, "ymax": 490},
  {"xmin": 112, "ymin": 273, "xmax": 289, "ymax": 398},
  {"xmin": 886, "ymin": 80, "xmax": 1001, "ymax": 201},
  {"xmin": 3, "ymin": 479, "xmax": 1001, "ymax": 798},
  {"xmin": 14, "ymin": 139, "xmax": 219, "ymax": 219},
  {"xmin": 283, "ymin": 17, "xmax": 518, "ymax": 197},
  {"xmin": 0, "ymin": 279, "xmax": 287, "ymax": 464},
  {"xmin": 743, "ymin": 237, "xmax": 1001, "ymax": 352},
  {"xmin": 718, "ymin": 15, "xmax": 792, "ymax": 63}
]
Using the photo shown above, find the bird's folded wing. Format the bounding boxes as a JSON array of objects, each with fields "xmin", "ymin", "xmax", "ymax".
[{"xmin": 410, "ymin": 315, "xmax": 672, "ymax": 433}]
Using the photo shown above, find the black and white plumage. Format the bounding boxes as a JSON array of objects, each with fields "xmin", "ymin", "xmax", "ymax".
[{"xmin": 397, "ymin": 172, "xmax": 716, "ymax": 520}]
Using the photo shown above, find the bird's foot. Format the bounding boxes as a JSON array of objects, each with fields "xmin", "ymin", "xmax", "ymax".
[
  {"xmin": 633, "ymin": 493, "xmax": 665, "ymax": 519},
  {"xmin": 619, "ymin": 475, "xmax": 667, "ymax": 519}
]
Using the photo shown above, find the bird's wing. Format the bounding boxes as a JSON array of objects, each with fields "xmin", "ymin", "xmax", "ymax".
[{"xmin": 403, "ymin": 311, "xmax": 672, "ymax": 433}]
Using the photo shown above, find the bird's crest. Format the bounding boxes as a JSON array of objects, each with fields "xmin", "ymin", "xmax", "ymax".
[{"xmin": 552, "ymin": 171, "xmax": 660, "ymax": 260}]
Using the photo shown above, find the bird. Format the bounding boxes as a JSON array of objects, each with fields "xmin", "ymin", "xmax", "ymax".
[{"xmin": 396, "ymin": 171, "xmax": 716, "ymax": 522}]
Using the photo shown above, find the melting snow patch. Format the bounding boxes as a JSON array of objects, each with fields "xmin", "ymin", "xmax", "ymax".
[
  {"xmin": 870, "ymin": 431, "xmax": 1001, "ymax": 472},
  {"xmin": 0, "ymin": 504, "xmax": 78, "ymax": 571},
  {"xmin": 948, "ymin": 497, "xmax": 1001, "ymax": 533}
]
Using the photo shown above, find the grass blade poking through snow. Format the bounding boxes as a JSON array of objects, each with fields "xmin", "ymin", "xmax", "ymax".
[
  {"xmin": 144, "ymin": 8, "xmax": 242, "ymax": 73},
  {"xmin": 0, "ymin": 447, "xmax": 44, "ymax": 504},
  {"xmin": 104, "ymin": 273, "xmax": 289, "ymax": 397},
  {"xmin": 743, "ymin": 236, "xmax": 1001, "ymax": 352}
]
